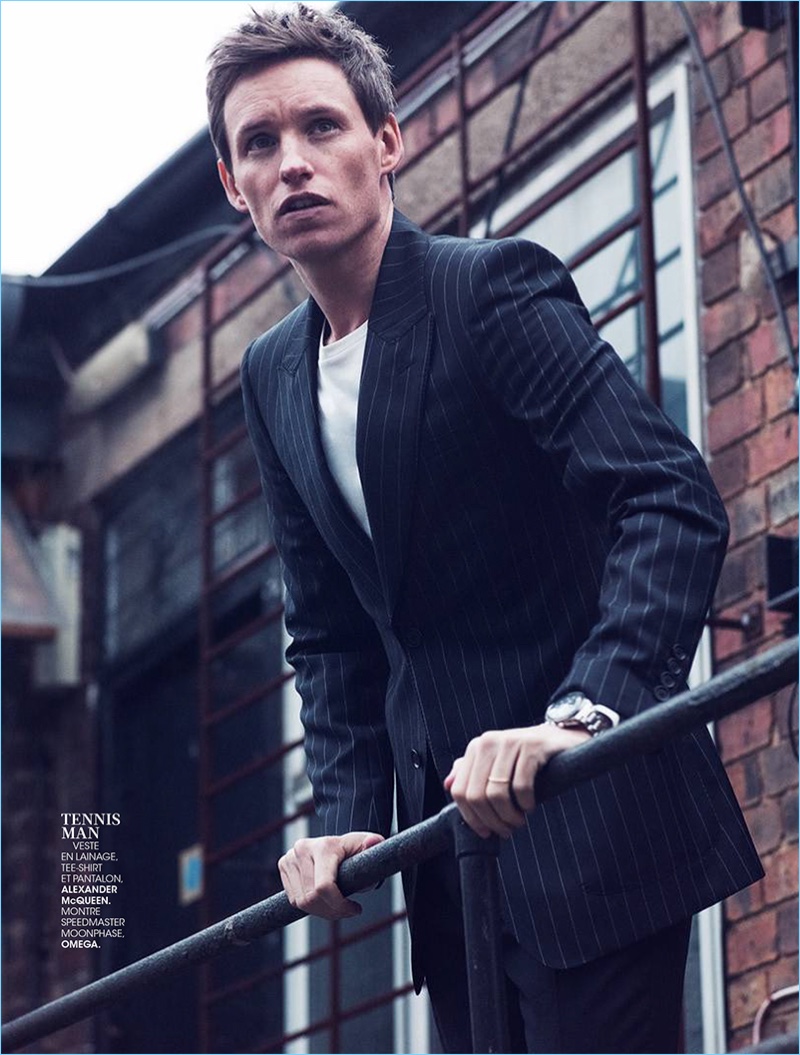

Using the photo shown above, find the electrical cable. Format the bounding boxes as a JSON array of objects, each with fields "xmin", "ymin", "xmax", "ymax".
[
  {"xmin": 2, "ymin": 225, "xmax": 242, "ymax": 288},
  {"xmin": 675, "ymin": 0, "xmax": 799, "ymax": 387}
]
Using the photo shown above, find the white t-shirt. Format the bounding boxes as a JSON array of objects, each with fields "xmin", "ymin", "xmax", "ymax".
[{"xmin": 317, "ymin": 321, "xmax": 371, "ymax": 537}]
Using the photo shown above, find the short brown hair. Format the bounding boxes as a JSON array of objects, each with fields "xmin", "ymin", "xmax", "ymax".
[{"xmin": 207, "ymin": 3, "xmax": 396, "ymax": 168}]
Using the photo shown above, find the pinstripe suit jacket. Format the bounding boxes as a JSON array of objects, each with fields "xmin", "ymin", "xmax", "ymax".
[{"xmin": 241, "ymin": 210, "xmax": 762, "ymax": 971}]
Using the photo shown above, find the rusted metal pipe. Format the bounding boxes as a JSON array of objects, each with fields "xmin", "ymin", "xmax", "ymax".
[{"xmin": 3, "ymin": 635, "xmax": 796, "ymax": 1052}]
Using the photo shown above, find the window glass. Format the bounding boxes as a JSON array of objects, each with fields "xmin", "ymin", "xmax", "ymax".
[
  {"xmin": 104, "ymin": 427, "xmax": 200, "ymax": 660},
  {"xmin": 515, "ymin": 100, "xmax": 690, "ymax": 436}
]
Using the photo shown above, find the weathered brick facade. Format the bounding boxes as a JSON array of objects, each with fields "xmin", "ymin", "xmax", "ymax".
[
  {"xmin": 691, "ymin": 3, "xmax": 798, "ymax": 1048},
  {"xmin": 5, "ymin": 3, "xmax": 796, "ymax": 1051}
]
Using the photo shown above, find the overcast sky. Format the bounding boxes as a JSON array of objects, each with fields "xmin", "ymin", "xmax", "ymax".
[{"xmin": 1, "ymin": 0, "xmax": 334, "ymax": 276}]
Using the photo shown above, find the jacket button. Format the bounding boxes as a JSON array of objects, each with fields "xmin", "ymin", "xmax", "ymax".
[
  {"xmin": 654, "ymin": 686, "xmax": 670, "ymax": 702},
  {"xmin": 404, "ymin": 628, "xmax": 423, "ymax": 649},
  {"xmin": 411, "ymin": 749, "xmax": 423, "ymax": 769},
  {"xmin": 671, "ymin": 644, "xmax": 688, "ymax": 660},
  {"xmin": 667, "ymin": 656, "xmax": 682, "ymax": 675},
  {"xmin": 661, "ymin": 673, "xmax": 677, "ymax": 689}
]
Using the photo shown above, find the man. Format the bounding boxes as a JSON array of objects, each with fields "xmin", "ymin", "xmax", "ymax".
[{"xmin": 208, "ymin": 6, "xmax": 762, "ymax": 1051}]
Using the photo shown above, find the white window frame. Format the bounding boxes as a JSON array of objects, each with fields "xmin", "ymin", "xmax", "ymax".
[{"xmin": 477, "ymin": 59, "xmax": 726, "ymax": 1055}]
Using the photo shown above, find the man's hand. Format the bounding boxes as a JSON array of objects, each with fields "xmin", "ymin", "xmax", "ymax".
[
  {"xmin": 444, "ymin": 725, "xmax": 591, "ymax": 838},
  {"xmin": 278, "ymin": 832, "xmax": 385, "ymax": 920}
]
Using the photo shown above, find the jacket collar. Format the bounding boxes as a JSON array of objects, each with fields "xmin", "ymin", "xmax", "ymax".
[{"xmin": 277, "ymin": 210, "xmax": 434, "ymax": 615}]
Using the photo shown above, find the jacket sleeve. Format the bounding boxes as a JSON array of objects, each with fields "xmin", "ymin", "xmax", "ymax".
[
  {"xmin": 240, "ymin": 342, "xmax": 394, "ymax": 836},
  {"xmin": 464, "ymin": 237, "xmax": 729, "ymax": 716}
]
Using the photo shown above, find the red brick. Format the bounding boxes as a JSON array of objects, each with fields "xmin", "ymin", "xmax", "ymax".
[
  {"xmin": 708, "ymin": 341, "xmax": 745, "ymax": 402},
  {"xmin": 765, "ymin": 363, "xmax": 799, "ymax": 421},
  {"xmin": 727, "ymin": 908, "xmax": 779, "ymax": 973},
  {"xmin": 747, "ymin": 319, "xmax": 788, "ymax": 376},
  {"xmin": 719, "ymin": 697, "xmax": 774, "ymax": 761},
  {"xmin": 750, "ymin": 154, "xmax": 795, "ymax": 221},
  {"xmin": 710, "ymin": 442, "xmax": 748, "ymax": 499},
  {"xmin": 747, "ymin": 415, "xmax": 798, "ymax": 482},
  {"xmin": 766, "ymin": 464, "xmax": 800, "ymax": 529},
  {"xmin": 729, "ymin": 484, "xmax": 768, "ymax": 546},
  {"xmin": 695, "ymin": 112, "xmax": 723, "ymax": 165},
  {"xmin": 722, "ymin": 84, "xmax": 751, "ymax": 142},
  {"xmin": 699, "ymin": 190, "xmax": 745, "ymax": 255},
  {"xmin": 702, "ymin": 294, "xmax": 760, "ymax": 353},
  {"xmin": 734, "ymin": 109, "xmax": 792, "ymax": 181},
  {"xmin": 697, "ymin": 147, "xmax": 737, "ymax": 209},
  {"xmin": 751, "ymin": 60, "xmax": 790, "ymax": 121},
  {"xmin": 708, "ymin": 383, "xmax": 763, "ymax": 452},
  {"xmin": 715, "ymin": 537, "xmax": 767, "ymax": 608},
  {"xmin": 703, "ymin": 240, "xmax": 741, "ymax": 305},
  {"xmin": 715, "ymin": 622, "xmax": 751, "ymax": 664},
  {"xmin": 767, "ymin": 951, "xmax": 799, "ymax": 993},
  {"xmin": 745, "ymin": 797, "xmax": 784, "ymax": 855},
  {"xmin": 740, "ymin": 28, "xmax": 771, "ymax": 80},
  {"xmin": 763, "ymin": 201, "xmax": 800, "ymax": 252},
  {"xmin": 728, "ymin": 752, "xmax": 766, "ymax": 807},
  {"xmin": 777, "ymin": 900, "xmax": 799, "ymax": 954},
  {"xmin": 726, "ymin": 876, "xmax": 766, "ymax": 921},
  {"xmin": 763, "ymin": 843, "xmax": 799, "ymax": 904},
  {"xmin": 728, "ymin": 966, "xmax": 770, "ymax": 1030},
  {"xmin": 696, "ymin": 5, "xmax": 733, "ymax": 57},
  {"xmin": 761, "ymin": 740, "xmax": 800, "ymax": 796},
  {"xmin": 695, "ymin": 82, "xmax": 747, "ymax": 172}
]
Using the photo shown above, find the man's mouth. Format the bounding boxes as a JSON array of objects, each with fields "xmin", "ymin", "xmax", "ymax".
[{"xmin": 278, "ymin": 194, "xmax": 330, "ymax": 217}]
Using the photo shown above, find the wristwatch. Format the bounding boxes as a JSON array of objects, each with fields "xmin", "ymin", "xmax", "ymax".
[{"xmin": 545, "ymin": 692, "xmax": 620, "ymax": 736}]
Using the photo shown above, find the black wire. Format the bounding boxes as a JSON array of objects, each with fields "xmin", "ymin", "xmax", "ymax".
[
  {"xmin": 788, "ymin": 681, "xmax": 798, "ymax": 760},
  {"xmin": 2, "ymin": 225, "xmax": 242, "ymax": 288},
  {"xmin": 675, "ymin": 0, "xmax": 799, "ymax": 383}
]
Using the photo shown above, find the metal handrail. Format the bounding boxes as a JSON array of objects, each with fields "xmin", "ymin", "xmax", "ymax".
[{"xmin": 3, "ymin": 635, "xmax": 797, "ymax": 1052}]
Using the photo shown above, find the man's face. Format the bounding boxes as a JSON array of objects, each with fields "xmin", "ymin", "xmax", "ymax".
[{"xmin": 218, "ymin": 57, "xmax": 402, "ymax": 266}]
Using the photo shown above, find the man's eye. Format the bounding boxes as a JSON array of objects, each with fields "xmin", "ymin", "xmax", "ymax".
[
  {"xmin": 310, "ymin": 118, "xmax": 338, "ymax": 135},
  {"xmin": 246, "ymin": 133, "xmax": 275, "ymax": 153}
]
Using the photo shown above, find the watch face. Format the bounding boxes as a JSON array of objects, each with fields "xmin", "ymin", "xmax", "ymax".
[{"xmin": 546, "ymin": 694, "xmax": 587, "ymax": 724}]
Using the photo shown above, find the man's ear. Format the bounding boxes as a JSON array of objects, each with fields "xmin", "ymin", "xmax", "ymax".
[
  {"xmin": 379, "ymin": 113, "xmax": 404, "ymax": 178},
  {"xmin": 217, "ymin": 158, "xmax": 250, "ymax": 214}
]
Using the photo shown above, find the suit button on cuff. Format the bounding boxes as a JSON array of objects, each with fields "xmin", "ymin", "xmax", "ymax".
[{"xmin": 654, "ymin": 686, "xmax": 670, "ymax": 702}]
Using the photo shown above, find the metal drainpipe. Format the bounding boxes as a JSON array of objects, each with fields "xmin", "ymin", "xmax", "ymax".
[
  {"xmin": 453, "ymin": 31, "xmax": 471, "ymax": 238},
  {"xmin": 630, "ymin": 2, "xmax": 662, "ymax": 408}
]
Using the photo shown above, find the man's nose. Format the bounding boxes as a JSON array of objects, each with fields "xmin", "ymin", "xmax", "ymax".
[{"xmin": 279, "ymin": 140, "xmax": 313, "ymax": 183}]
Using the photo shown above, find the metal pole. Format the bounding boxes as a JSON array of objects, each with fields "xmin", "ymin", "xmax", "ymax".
[
  {"xmin": 631, "ymin": 1, "xmax": 662, "ymax": 407},
  {"xmin": 536, "ymin": 636, "xmax": 797, "ymax": 802},
  {"xmin": 4, "ymin": 636, "xmax": 796, "ymax": 1051},
  {"xmin": 453, "ymin": 31, "xmax": 471, "ymax": 237},
  {"xmin": 454, "ymin": 817, "xmax": 510, "ymax": 1054},
  {"xmin": 1, "ymin": 811, "xmax": 455, "ymax": 1052}
]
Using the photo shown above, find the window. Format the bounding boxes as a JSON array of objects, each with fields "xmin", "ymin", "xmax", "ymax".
[
  {"xmin": 479, "ymin": 62, "xmax": 723, "ymax": 1054},
  {"xmin": 480, "ymin": 66, "xmax": 705, "ymax": 452},
  {"xmin": 104, "ymin": 427, "xmax": 200, "ymax": 661}
]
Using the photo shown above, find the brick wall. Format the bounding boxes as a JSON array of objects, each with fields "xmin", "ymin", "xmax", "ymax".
[
  {"xmin": 2, "ymin": 647, "xmax": 95, "ymax": 1054},
  {"xmin": 691, "ymin": 3, "xmax": 798, "ymax": 1048}
]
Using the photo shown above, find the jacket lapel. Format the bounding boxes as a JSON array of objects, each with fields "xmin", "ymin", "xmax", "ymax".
[
  {"xmin": 356, "ymin": 212, "xmax": 434, "ymax": 614},
  {"xmin": 278, "ymin": 301, "xmax": 382, "ymax": 601},
  {"xmin": 277, "ymin": 212, "xmax": 434, "ymax": 616}
]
